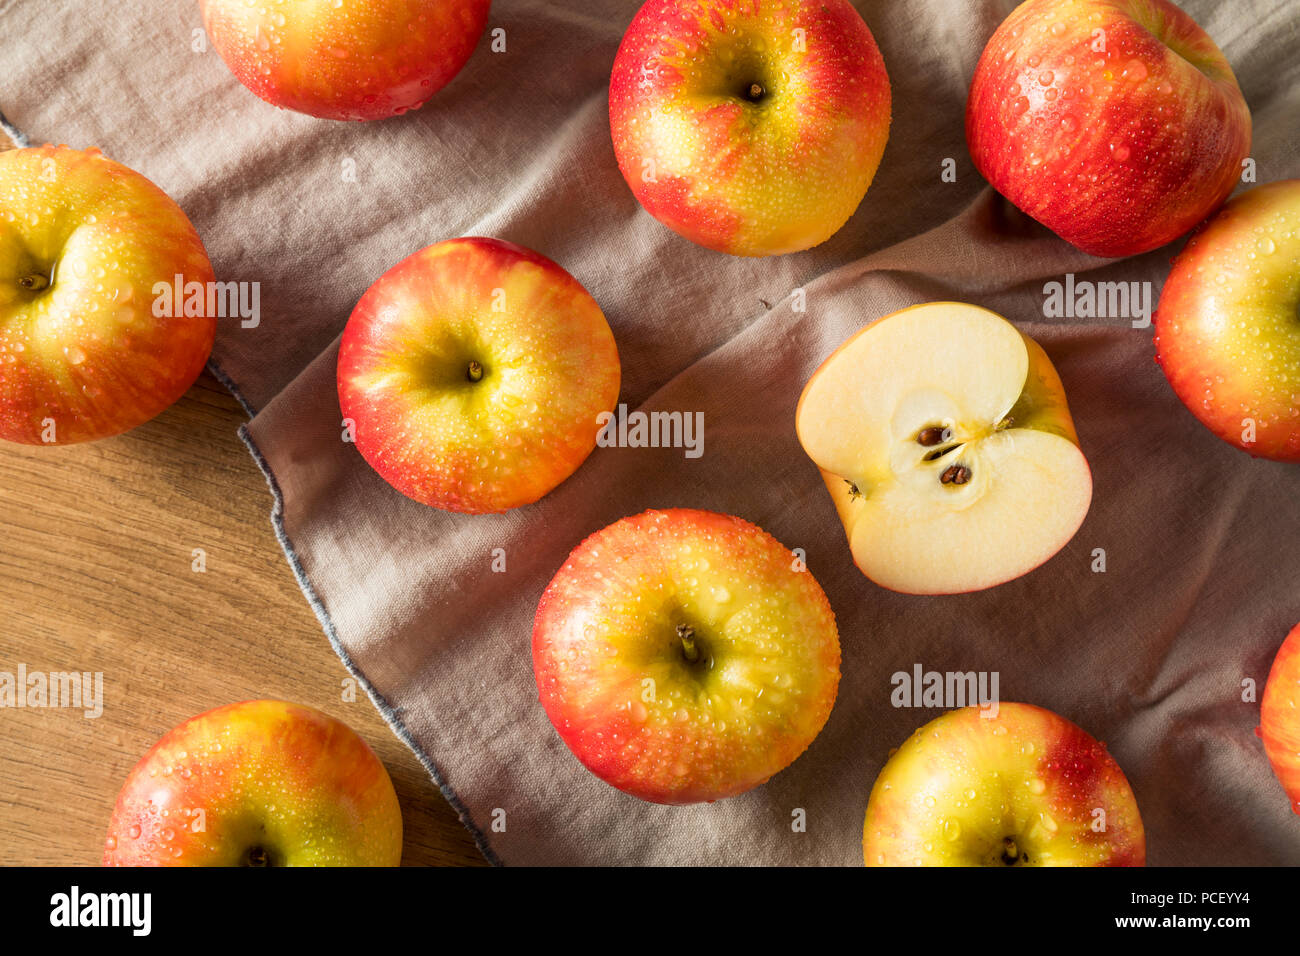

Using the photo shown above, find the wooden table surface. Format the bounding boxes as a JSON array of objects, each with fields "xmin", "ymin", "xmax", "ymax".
[{"xmin": 0, "ymin": 371, "xmax": 485, "ymax": 866}]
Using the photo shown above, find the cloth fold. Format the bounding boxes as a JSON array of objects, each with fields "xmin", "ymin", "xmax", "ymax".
[{"xmin": 5, "ymin": 0, "xmax": 1298, "ymax": 864}]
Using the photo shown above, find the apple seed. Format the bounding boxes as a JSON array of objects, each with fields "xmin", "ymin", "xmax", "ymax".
[
  {"xmin": 916, "ymin": 426, "xmax": 951, "ymax": 446},
  {"xmin": 939, "ymin": 464, "xmax": 972, "ymax": 485}
]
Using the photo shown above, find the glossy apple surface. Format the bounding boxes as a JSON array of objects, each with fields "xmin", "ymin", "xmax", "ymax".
[
  {"xmin": 967, "ymin": 0, "xmax": 1250, "ymax": 258},
  {"xmin": 1154, "ymin": 179, "xmax": 1300, "ymax": 462},
  {"xmin": 609, "ymin": 0, "xmax": 891, "ymax": 257},
  {"xmin": 338, "ymin": 237, "xmax": 620, "ymax": 513},
  {"xmin": 1261, "ymin": 622, "xmax": 1300, "ymax": 815},
  {"xmin": 864, "ymin": 702, "xmax": 1145, "ymax": 866},
  {"xmin": 796, "ymin": 302, "xmax": 1091, "ymax": 594},
  {"xmin": 103, "ymin": 700, "xmax": 402, "ymax": 866},
  {"xmin": 201, "ymin": 0, "xmax": 490, "ymax": 121},
  {"xmin": 533, "ymin": 508, "xmax": 841, "ymax": 804},
  {"xmin": 0, "ymin": 145, "xmax": 215, "ymax": 445}
]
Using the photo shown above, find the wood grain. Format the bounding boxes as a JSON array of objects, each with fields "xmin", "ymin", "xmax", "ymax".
[{"xmin": 0, "ymin": 371, "xmax": 486, "ymax": 866}]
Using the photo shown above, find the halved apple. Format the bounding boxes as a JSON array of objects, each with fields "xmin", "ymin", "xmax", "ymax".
[{"xmin": 795, "ymin": 302, "xmax": 1092, "ymax": 594}]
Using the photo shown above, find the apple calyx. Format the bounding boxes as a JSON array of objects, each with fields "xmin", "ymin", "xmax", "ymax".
[
  {"xmin": 244, "ymin": 846, "xmax": 272, "ymax": 867},
  {"xmin": 465, "ymin": 359, "xmax": 484, "ymax": 383},
  {"xmin": 17, "ymin": 271, "xmax": 49, "ymax": 292},
  {"xmin": 741, "ymin": 82, "xmax": 767, "ymax": 103}
]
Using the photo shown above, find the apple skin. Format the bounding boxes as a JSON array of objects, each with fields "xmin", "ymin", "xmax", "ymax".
[
  {"xmin": 103, "ymin": 700, "xmax": 402, "ymax": 867},
  {"xmin": 1154, "ymin": 179, "xmax": 1300, "ymax": 462},
  {"xmin": 609, "ymin": 0, "xmax": 891, "ymax": 257},
  {"xmin": 0, "ymin": 145, "xmax": 216, "ymax": 445},
  {"xmin": 1261, "ymin": 623, "xmax": 1300, "ymax": 815},
  {"xmin": 338, "ymin": 237, "xmax": 620, "ymax": 514},
  {"xmin": 864, "ymin": 703, "xmax": 1145, "ymax": 867},
  {"xmin": 967, "ymin": 0, "xmax": 1250, "ymax": 258},
  {"xmin": 201, "ymin": 0, "xmax": 490, "ymax": 121},
  {"xmin": 533, "ymin": 509, "xmax": 841, "ymax": 805}
]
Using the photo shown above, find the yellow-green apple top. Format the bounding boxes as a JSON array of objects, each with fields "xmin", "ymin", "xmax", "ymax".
[
  {"xmin": 796, "ymin": 302, "xmax": 1092, "ymax": 594},
  {"xmin": 864, "ymin": 703, "xmax": 1145, "ymax": 866},
  {"xmin": 103, "ymin": 700, "xmax": 403, "ymax": 866},
  {"xmin": 201, "ymin": 0, "xmax": 491, "ymax": 121},
  {"xmin": 533, "ymin": 508, "xmax": 841, "ymax": 804},
  {"xmin": 337, "ymin": 237, "xmax": 621, "ymax": 513},
  {"xmin": 0, "ymin": 145, "xmax": 216, "ymax": 444},
  {"xmin": 967, "ymin": 0, "xmax": 1250, "ymax": 258},
  {"xmin": 1154, "ymin": 179, "xmax": 1300, "ymax": 462},
  {"xmin": 609, "ymin": 0, "xmax": 891, "ymax": 257},
  {"xmin": 1261, "ymin": 623, "xmax": 1300, "ymax": 814}
]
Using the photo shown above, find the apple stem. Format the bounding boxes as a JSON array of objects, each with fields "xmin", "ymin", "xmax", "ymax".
[
  {"xmin": 245, "ymin": 846, "xmax": 271, "ymax": 867},
  {"xmin": 677, "ymin": 623, "xmax": 700, "ymax": 663},
  {"xmin": 1001, "ymin": 837, "xmax": 1020, "ymax": 865},
  {"xmin": 467, "ymin": 360, "xmax": 484, "ymax": 383},
  {"xmin": 18, "ymin": 272, "xmax": 48, "ymax": 292}
]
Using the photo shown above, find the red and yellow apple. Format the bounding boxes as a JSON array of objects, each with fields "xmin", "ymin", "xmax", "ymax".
[
  {"xmin": 0, "ymin": 145, "xmax": 215, "ymax": 445},
  {"xmin": 1154, "ymin": 179, "xmax": 1300, "ymax": 462},
  {"xmin": 201, "ymin": 0, "xmax": 490, "ymax": 121},
  {"xmin": 609, "ymin": 0, "xmax": 891, "ymax": 257},
  {"xmin": 533, "ymin": 508, "xmax": 841, "ymax": 804},
  {"xmin": 103, "ymin": 700, "xmax": 402, "ymax": 866},
  {"xmin": 338, "ymin": 237, "xmax": 620, "ymax": 513},
  {"xmin": 967, "ymin": 0, "xmax": 1251, "ymax": 258},
  {"xmin": 796, "ymin": 302, "xmax": 1092, "ymax": 594},
  {"xmin": 1261, "ymin": 622, "xmax": 1300, "ymax": 815},
  {"xmin": 864, "ymin": 703, "xmax": 1145, "ymax": 866}
]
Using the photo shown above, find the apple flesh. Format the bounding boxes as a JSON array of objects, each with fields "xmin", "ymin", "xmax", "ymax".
[
  {"xmin": 533, "ymin": 508, "xmax": 841, "ymax": 804},
  {"xmin": 609, "ymin": 0, "xmax": 891, "ymax": 257},
  {"xmin": 201, "ymin": 0, "xmax": 490, "ymax": 121},
  {"xmin": 1154, "ymin": 179, "xmax": 1300, "ymax": 462},
  {"xmin": 338, "ymin": 237, "xmax": 621, "ymax": 514},
  {"xmin": 864, "ymin": 703, "xmax": 1145, "ymax": 866},
  {"xmin": 103, "ymin": 700, "xmax": 402, "ymax": 866},
  {"xmin": 1261, "ymin": 623, "xmax": 1300, "ymax": 815},
  {"xmin": 0, "ymin": 145, "xmax": 216, "ymax": 445},
  {"xmin": 967, "ymin": 0, "xmax": 1251, "ymax": 258},
  {"xmin": 796, "ymin": 302, "xmax": 1091, "ymax": 594}
]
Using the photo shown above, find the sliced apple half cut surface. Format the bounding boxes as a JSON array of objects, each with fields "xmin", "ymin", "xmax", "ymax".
[{"xmin": 796, "ymin": 302, "xmax": 1092, "ymax": 594}]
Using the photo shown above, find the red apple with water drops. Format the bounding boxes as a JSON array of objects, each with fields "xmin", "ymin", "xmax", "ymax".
[
  {"xmin": 533, "ymin": 508, "xmax": 841, "ymax": 804},
  {"xmin": 1261, "ymin": 623, "xmax": 1300, "ymax": 815},
  {"xmin": 0, "ymin": 145, "xmax": 215, "ymax": 444},
  {"xmin": 104, "ymin": 700, "xmax": 402, "ymax": 866},
  {"xmin": 1154, "ymin": 179, "xmax": 1300, "ymax": 462},
  {"xmin": 864, "ymin": 703, "xmax": 1145, "ymax": 866},
  {"xmin": 338, "ymin": 237, "xmax": 620, "ymax": 513},
  {"xmin": 201, "ymin": 0, "xmax": 491, "ymax": 121},
  {"xmin": 609, "ymin": 0, "xmax": 891, "ymax": 256},
  {"xmin": 967, "ymin": 0, "xmax": 1251, "ymax": 258}
]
